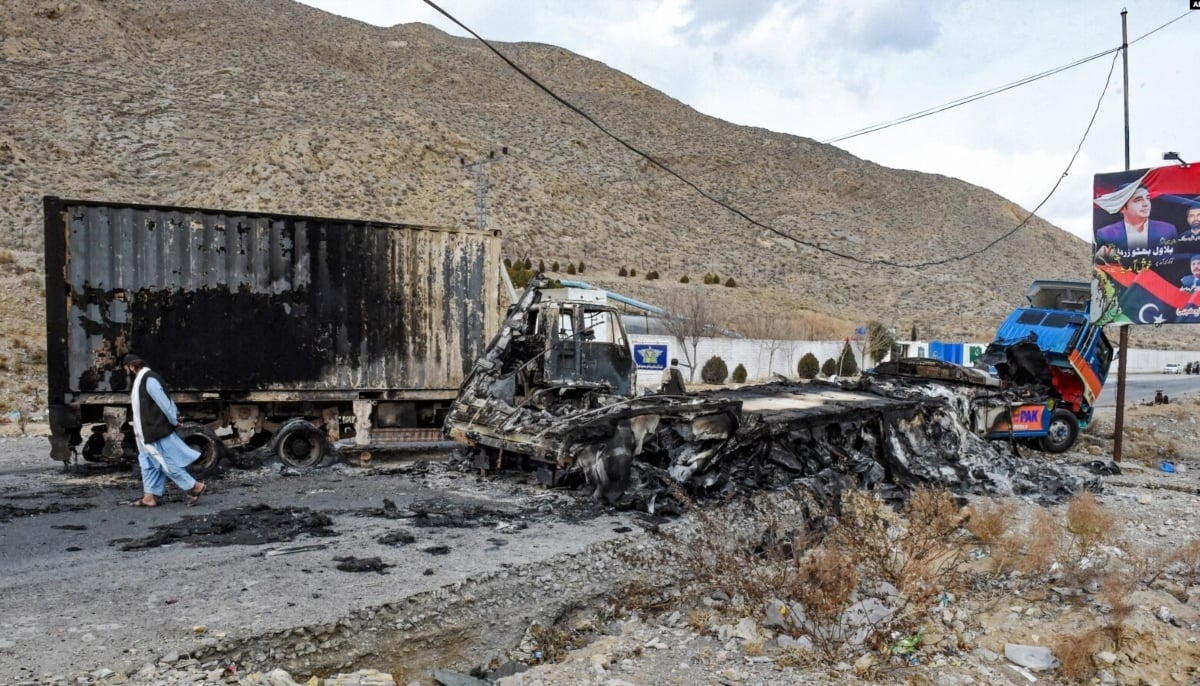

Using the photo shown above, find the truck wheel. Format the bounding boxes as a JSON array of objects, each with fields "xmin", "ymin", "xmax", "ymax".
[
  {"xmin": 179, "ymin": 423, "xmax": 226, "ymax": 477},
  {"xmin": 274, "ymin": 420, "xmax": 329, "ymax": 469},
  {"xmin": 1039, "ymin": 409, "xmax": 1079, "ymax": 453}
]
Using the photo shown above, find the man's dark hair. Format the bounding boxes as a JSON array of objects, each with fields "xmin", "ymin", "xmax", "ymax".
[
  {"xmin": 670, "ymin": 358, "xmax": 679, "ymax": 366},
  {"xmin": 121, "ymin": 353, "xmax": 145, "ymax": 367}
]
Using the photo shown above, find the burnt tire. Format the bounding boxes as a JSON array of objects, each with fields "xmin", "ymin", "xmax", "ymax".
[
  {"xmin": 1039, "ymin": 409, "xmax": 1079, "ymax": 454},
  {"xmin": 273, "ymin": 420, "xmax": 330, "ymax": 469},
  {"xmin": 179, "ymin": 423, "xmax": 225, "ymax": 477}
]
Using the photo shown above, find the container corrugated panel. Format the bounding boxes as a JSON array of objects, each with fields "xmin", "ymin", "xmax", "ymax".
[{"xmin": 44, "ymin": 197, "xmax": 501, "ymax": 401}]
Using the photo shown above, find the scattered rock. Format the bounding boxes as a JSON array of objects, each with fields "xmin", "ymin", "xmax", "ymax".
[{"xmin": 1004, "ymin": 643, "xmax": 1059, "ymax": 671}]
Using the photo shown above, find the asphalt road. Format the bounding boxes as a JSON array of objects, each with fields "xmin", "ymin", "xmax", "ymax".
[
  {"xmin": 0, "ymin": 438, "xmax": 639, "ymax": 680},
  {"xmin": 1095, "ymin": 371, "xmax": 1200, "ymax": 407}
]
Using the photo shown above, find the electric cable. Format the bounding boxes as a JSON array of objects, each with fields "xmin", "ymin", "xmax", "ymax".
[
  {"xmin": 822, "ymin": 11, "xmax": 1188, "ymax": 145},
  {"xmin": 422, "ymin": 0, "xmax": 1126, "ymax": 269}
]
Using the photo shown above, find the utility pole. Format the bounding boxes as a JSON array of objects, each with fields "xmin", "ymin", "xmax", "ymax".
[
  {"xmin": 461, "ymin": 147, "xmax": 507, "ymax": 231},
  {"xmin": 1112, "ymin": 10, "xmax": 1129, "ymax": 462}
]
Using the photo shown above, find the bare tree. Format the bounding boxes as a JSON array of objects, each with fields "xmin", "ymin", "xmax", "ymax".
[
  {"xmin": 733, "ymin": 309, "xmax": 790, "ymax": 378},
  {"xmin": 850, "ymin": 321, "xmax": 897, "ymax": 370},
  {"xmin": 661, "ymin": 289, "xmax": 719, "ymax": 381}
]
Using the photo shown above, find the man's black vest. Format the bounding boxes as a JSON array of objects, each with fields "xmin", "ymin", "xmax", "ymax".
[{"xmin": 135, "ymin": 370, "xmax": 176, "ymax": 444}]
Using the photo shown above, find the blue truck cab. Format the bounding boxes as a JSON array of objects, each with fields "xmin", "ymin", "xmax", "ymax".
[{"xmin": 973, "ymin": 280, "xmax": 1113, "ymax": 452}]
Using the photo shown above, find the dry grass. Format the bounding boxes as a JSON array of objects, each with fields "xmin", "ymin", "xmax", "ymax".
[
  {"xmin": 1053, "ymin": 625, "xmax": 1107, "ymax": 683},
  {"xmin": 965, "ymin": 498, "xmax": 1015, "ymax": 545}
]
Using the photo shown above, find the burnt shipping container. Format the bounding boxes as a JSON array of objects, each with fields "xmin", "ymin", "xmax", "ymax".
[{"xmin": 44, "ymin": 196, "xmax": 502, "ymax": 466}]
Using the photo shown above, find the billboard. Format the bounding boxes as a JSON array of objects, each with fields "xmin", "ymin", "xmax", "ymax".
[{"xmin": 1092, "ymin": 164, "xmax": 1200, "ymax": 325}]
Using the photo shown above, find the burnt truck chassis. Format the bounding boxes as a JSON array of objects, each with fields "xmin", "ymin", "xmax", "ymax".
[{"xmin": 445, "ymin": 278, "xmax": 1089, "ymax": 511}]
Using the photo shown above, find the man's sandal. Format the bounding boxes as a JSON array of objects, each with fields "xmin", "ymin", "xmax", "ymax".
[{"xmin": 186, "ymin": 483, "xmax": 206, "ymax": 506}]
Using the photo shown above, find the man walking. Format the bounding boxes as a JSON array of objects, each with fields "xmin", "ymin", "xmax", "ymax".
[{"xmin": 122, "ymin": 353, "xmax": 206, "ymax": 507}]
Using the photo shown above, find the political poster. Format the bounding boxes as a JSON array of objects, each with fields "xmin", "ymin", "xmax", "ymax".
[{"xmin": 1091, "ymin": 164, "xmax": 1200, "ymax": 325}]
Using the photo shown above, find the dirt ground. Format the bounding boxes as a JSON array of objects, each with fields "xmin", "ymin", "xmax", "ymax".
[{"xmin": 2, "ymin": 400, "xmax": 1200, "ymax": 685}]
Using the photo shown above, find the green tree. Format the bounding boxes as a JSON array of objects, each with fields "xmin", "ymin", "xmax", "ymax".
[
  {"xmin": 619, "ymin": 266, "xmax": 628, "ymax": 277},
  {"xmin": 731, "ymin": 363, "xmax": 747, "ymax": 383},
  {"xmin": 578, "ymin": 261, "xmax": 586, "ymax": 273},
  {"xmin": 724, "ymin": 277, "xmax": 737, "ymax": 288},
  {"xmin": 629, "ymin": 268, "xmax": 637, "ymax": 277},
  {"xmin": 552, "ymin": 261, "xmax": 560, "ymax": 272},
  {"xmin": 701, "ymin": 356, "xmax": 729, "ymax": 384},
  {"xmin": 566, "ymin": 263, "xmax": 577, "ymax": 275},
  {"xmin": 523, "ymin": 257, "xmax": 533, "ymax": 270},
  {"xmin": 538, "ymin": 259, "xmax": 546, "ymax": 273},
  {"xmin": 821, "ymin": 358, "xmax": 838, "ymax": 377},
  {"xmin": 910, "ymin": 323, "xmax": 918, "ymax": 340},
  {"xmin": 679, "ymin": 275, "xmax": 690, "ymax": 284},
  {"xmin": 797, "ymin": 353, "xmax": 820, "ymax": 379},
  {"xmin": 838, "ymin": 341, "xmax": 859, "ymax": 376}
]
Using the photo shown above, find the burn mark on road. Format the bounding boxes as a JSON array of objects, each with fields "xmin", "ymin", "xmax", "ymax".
[
  {"xmin": 0, "ymin": 502, "xmax": 95, "ymax": 522},
  {"xmin": 113, "ymin": 504, "xmax": 337, "ymax": 550}
]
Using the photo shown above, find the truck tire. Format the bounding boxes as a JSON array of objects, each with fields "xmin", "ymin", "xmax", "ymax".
[
  {"xmin": 179, "ymin": 423, "xmax": 225, "ymax": 477},
  {"xmin": 1039, "ymin": 409, "xmax": 1079, "ymax": 454},
  {"xmin": 273, "ymin": 419, "xmax": 330, "ymax": 469}
]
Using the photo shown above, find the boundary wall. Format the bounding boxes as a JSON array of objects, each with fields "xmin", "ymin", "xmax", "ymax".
[{"xmin": 629, "ymin": 334, "xmax": 1200, "ymax": 388}]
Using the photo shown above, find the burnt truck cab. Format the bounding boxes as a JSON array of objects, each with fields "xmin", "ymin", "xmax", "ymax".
[
  {"xmin": 972, "ymin": 280, "xmax": 1113, "ymax": 452},
  {"xmin": 444, "ymin": 278, "xmax": 639, "ymax": 462}
]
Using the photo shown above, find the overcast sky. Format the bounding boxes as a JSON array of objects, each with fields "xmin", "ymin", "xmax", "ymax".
[{"xmin": 297, "ymin": 0, "xmax": 1197, "ymax": 243}]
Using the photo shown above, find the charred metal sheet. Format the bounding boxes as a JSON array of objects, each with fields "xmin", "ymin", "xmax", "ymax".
[
  {"xmin": 446, "ymin": 278, "xmax": 1092, "ymax": 513},
  {"xmin": 44, "ymin": 196, "xmax": 501, "ymax": 404}
]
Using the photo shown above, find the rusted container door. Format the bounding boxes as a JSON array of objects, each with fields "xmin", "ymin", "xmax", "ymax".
[{"xmin": 44, "ymin": 197, "xmax": 500, "ymax": 402}]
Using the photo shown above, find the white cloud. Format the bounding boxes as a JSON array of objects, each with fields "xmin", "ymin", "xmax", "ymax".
[{"xmin": 297, "ymin": 1, "xmax": 1200, "ymax": 242}]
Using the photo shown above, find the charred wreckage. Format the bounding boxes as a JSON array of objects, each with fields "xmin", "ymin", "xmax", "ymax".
[{"xmin": 443, "ymin": 276, "xmax": 1110, "ymax": 511}]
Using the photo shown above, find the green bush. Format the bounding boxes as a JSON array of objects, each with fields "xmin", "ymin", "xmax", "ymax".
[
  {"xmin": 578, "ymin": 261, "xmax": 586, "ymax": 273},
  {"xmin": 724, "ymin": 277, "xmax": 737, "ymax": 288},
  {"xmin": 731, "ymin": 363, "xmax": 747, "ymax": 383},
  {"xmin": 566, "ymin": 263, "xmax": 577, "ymax": 275},
  {"xmin": 701, "ymin": 356, "xmax": 729, "ymax": 384},
  {"xmin": 523, "ymin": 258, "xmax": 533, "ymax": 270},
  {"xmin": 504, "ymin": 258, "xmax": 513, "ymax": 268},
  {"xmin": 552, "ymin": 261, "xmax": 560, "ymax": 272},
  {"xmin": 798, "ymin": 353, "xmax": 820, "ymax": 379},
  {"xmin": 646, "ymin": 270, "xmax": 659, "ymax": 280},
  {"xmin": 821, "ymin": 358, "xmax": 837, "ymax": 377},
  {"xmin": 629, "ymin": 268, "xmax": 637, "ymax": 277},
  {"xmin": 680, "ymin": 275, "xmax": 690, "ymax": 283},
  {"xmin": 619, "ymin": 266, "xmax": 628, "ymax": 277},
  {"xmin": 538, "ymin": 259, "xmax": 546, "ymax": 273},
  {"xmin": 838, "ymin": 341, "xmax": 859, "ymax": 376}
]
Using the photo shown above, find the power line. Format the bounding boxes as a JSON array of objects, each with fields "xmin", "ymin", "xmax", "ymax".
[
  {"xmin": 421, "ymin": 0, "xmax": 1125, "ymax": 269},
  {"xmin": 821, "ymin": 11, "xmax": 1188, "ymax": 145}
]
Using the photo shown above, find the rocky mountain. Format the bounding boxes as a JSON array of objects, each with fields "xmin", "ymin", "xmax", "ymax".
[{"xmin": 0, "ymin": 0, "xmax": 1183, "ymax": 410}]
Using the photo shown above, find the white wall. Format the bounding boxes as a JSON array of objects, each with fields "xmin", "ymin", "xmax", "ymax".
[{"xmin": 631, "ymin": 333, "xmax": 1200, "ymax": 387}]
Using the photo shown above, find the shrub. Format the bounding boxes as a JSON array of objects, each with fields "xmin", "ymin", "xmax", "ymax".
[
  {"xmin": 523, "ymin": 258, "xmax": 533, "ymax": 270},
  {"xmin": 724, "ymin": 278, "xmax": 737, "ymax": 287},
  {"xmin": 646, "ymin": 270, "xmax": 659, "ymax": 280},
  {"xmin": 566, "ymin": 263, "xmax": 577, "ymax": 275},
  {"xmin": 731, "ymin": 363, "xmax": 747, "ymax": 383},
  {"xmin": 551, "ymin": 261, "xmax": 560, "ymax": 271},
  {"xmin": 679, "ymin": 275, "xmax": 690, "ymax": 284},
  {"xmin": 629, "ymin": 268, "xmax": 637, "ymax": 277},
  {"xmin": 537, "ymin": 259, "xmax": 545, "ymax": 273},
  {"xmin": 503, "ymin": 258, "xmax": 512, "ymax": 268},
  {"xmin": 578, "ymin": 261, "xmax": 585, "ymax": 273},
  {"xmin": 0, "ymin": 249, "xmax": 15, "ymax": 265},
  {"xmin": 797, "ymin": 353, "xmax": 820, "ymax": 379},
  {"xmin": 837, "ymin": 341, "xmax": 858, "ymax": 376},
  {"xmin": 618, "ymin": 266, "xmax": 628, "ymax": 277},
  {"xmin": 700, "ymin": 356, "xmax": 728, "ymax": 384},
  {"xmin": 821, "ymin": 358, "xmax": 837, "ymax": 376}
]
